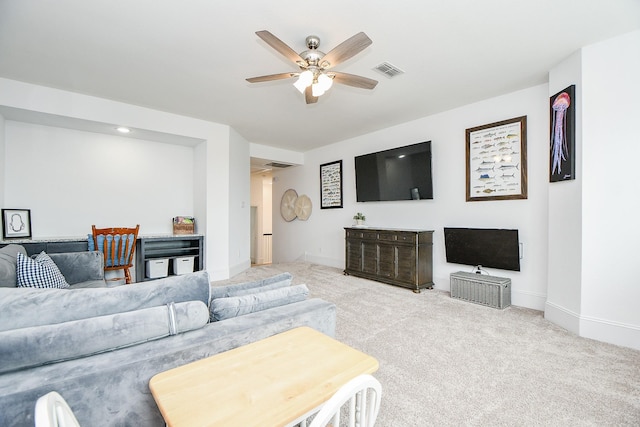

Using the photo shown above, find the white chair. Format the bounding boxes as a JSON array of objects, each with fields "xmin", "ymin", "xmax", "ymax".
[
  {"xmin": 308, "ymin": 374, "xmax": 382, "ymax": 427},
  {"xmin": 35, "ymin": 391, "xmax": 81, "ymax": 427}
]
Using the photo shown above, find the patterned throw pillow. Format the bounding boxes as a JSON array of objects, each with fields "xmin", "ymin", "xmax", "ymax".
[{"xmin": 16, "ymin": 252, "xmax": 70, "ymax": 289}]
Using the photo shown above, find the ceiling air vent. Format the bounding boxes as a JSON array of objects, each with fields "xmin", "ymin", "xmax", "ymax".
[
  {"xmin": 373, "ymin": 62, "xmax": 404, "ymax": 78},
  {"xmin": 265, "ymin": 162, "xmax": 293, "ymax": 168}
]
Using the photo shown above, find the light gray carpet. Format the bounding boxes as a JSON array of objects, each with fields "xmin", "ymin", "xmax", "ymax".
[{"xmin": 214, "ymin": 262, "xmax": 640, "ymax": 426}]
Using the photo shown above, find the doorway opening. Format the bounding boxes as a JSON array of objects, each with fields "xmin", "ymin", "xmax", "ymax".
[
  {"xmin": 250, "ymin": 157, "xmax": 297, "ymax": 265},
  {"xmin": 250, "ymin": 166, "xmax": 273, "ymax": 265}
]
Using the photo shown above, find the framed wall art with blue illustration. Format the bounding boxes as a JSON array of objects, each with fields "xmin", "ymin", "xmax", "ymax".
[{"xmin": 466, "ymin": 116, "xmax": 528, "ymax": 202}]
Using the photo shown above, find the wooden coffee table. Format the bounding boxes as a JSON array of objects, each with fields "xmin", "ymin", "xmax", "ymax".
[{"xmin": 149, "ymin": 326, "xmax": 379, "ymax": 427}]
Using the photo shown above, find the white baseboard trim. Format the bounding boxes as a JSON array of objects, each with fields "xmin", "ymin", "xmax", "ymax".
[
  {"xmin": 512, "ymin": 290, "xmax": 547, "ymax": 311},
  {"xmin": 545, "ymin": 301, "xmax": 640, "ymax": 350},
  {"xmin": 544, "ymin": 301, "xmax": 580, "ymax": 335},
  {"xmin": 580, "ymin": 315, "xmax": 640, "ymax": 351},
  {"xmin": 206, "ymin": 259, "xmax": 251, "ymax": 281},
  {"xmin": 303, "ymin": 253, "xmax": 344, "ymax": 270},
  {"xmin": 229, "ymin": 259, "xmax": 251, "ymax": 278}
]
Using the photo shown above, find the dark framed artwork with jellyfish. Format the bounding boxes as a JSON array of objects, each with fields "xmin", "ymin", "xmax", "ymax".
[{"xmin": 550, "ymin": 85, "xmax": 576, "ymax": 182}]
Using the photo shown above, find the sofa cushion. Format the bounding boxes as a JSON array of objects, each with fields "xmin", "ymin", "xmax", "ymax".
[
  {"xmin": 0, "ymin": 300, "xmax": 209, "ymax": 374},
  {"xmin": 228, "ymin": 280, "xmax": 292, "ymax": 297},
  {"xmin": 47, "ymin": 251, "xmax": 105, "ymax": 286},
  {"xmin": 68, "ymin": 280, "xmax": 113, "ymax": 289},
  {"xmin": 209, "ymin": 272, "xmax": 292, "ymax": 299},
  {"xmin": 0, "ymin": 244, "xmax": 27, "ymax": 288},
  {"xmin": 0, "ymin": 270, "xmax": 210, "ymax": 332},
  {"xmin": 210, "ymin": 284, "xmax": 309, "ymax": 321},
  {"xmin": 16, "ymin": 252, "xmax": 70, "ymax": 289}
]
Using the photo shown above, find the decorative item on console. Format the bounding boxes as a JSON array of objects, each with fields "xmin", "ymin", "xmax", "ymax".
[
  {"xmin": 173, "ymin": 216, "xmax": 195, "ymax": 235},
  {"xmin": 353, "ymin": 212, "xmax": 366, "ymax": 226}
]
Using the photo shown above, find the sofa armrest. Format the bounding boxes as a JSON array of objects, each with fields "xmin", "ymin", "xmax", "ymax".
[{"xmin": 47, "ymin": 251, "xmax": 104, "ymax": 285}]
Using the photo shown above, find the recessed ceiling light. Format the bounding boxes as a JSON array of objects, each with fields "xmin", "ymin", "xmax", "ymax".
[{"xmin": 116, "ymin": 127, "xmax": 131, "ymax": 133}]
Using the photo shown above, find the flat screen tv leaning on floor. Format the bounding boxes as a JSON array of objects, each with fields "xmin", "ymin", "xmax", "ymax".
[{"xmin": 443, "ymin": 227, "xmax": 520, "ymax": 272}]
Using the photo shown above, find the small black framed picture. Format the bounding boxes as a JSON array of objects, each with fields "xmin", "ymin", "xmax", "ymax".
[
  {"xmin": 2, "ymin": 209, "xmax": 32, "ymax": 239},
  {"xmin": 320, "ymin": 160, "xmax": 343, "ymax": 209}
]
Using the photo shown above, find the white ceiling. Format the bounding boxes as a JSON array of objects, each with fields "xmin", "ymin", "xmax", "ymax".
[{"xmin": 1, "ymin": 0, "xmax": 639, "ymax": 152}]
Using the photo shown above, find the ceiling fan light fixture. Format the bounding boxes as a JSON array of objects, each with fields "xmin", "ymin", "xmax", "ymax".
[
  {"xmin": 317, "ymin": 73, "xmax": 333, "ymax": 91},
  {"xmin": 310, "ymin": 72, "xmax": 333, "ymax": 97},
  {"xmin": 248, "ymin": 31, "xmax": 377, "ymax": 103},
  {"xmin": 312, "ymin": 82, "xmax": 326, "ymax": 97},
  {"xmin": 294, "ymin": 70, "xmax": 314, "ymax": 93}
]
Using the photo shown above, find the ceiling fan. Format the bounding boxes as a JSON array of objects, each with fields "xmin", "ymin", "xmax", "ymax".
[{"xmin": 246, "ymin": 30, "xmax": 378, "ymax": 104}]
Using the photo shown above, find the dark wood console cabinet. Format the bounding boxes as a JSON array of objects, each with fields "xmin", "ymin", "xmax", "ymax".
[{"xmin": 344, "ymin": 227, "xmax": 434, "ymax": 292}]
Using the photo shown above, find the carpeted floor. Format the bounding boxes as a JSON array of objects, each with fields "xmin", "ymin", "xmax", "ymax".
[{"xmin": 214, "ymin": 262, "xmax": 640, "ymax": 426}]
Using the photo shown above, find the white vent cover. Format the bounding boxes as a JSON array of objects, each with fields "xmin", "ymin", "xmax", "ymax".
[{"xmin": 373, "ymin": 62, "xmax": 404, "ymax": 78}]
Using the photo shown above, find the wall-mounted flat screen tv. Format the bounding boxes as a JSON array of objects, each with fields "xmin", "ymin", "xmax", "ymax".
[
  {"xmin": 444, "ymin": 227, "xmax": 520, "ymax": 271},
  {"xmin": 355, "ymin": 141, "xmax": 433, "ymax": 202}
]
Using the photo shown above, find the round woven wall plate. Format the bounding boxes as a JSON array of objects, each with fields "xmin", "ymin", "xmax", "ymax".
[
  {"xmin": 294, "ymin": 194, "xmax": 312, "ymax": 221},
  {"xmin": 280, "ymin": 189, "xmax": 298, "ymax": 222}
]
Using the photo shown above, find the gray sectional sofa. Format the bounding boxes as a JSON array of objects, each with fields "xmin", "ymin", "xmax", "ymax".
[
  {"xmin": 0, "ymin": 247, "xmax": 336, "ymax": 426},
  {"xmin": 0, "ymin": 244, "xmax": 108, "ymax": 289}
]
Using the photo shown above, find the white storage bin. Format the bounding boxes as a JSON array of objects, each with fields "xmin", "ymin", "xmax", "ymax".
[
  {"xmin": 146, "ymin": 259, "xmax": 169, "ymax": 279},
  {"xmin": 172, "ymin": 256, "xmax": 195, "ymax": 275}
]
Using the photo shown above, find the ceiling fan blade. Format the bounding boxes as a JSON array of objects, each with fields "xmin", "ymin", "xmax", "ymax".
[
  {"xmin": 246, "ymin": 72, "xmax": 297, "ymax": 83},
  {"xmin": 255, "ymin": 30, "xmax": 306, "ymax": 65},
  {"xmin": 331, "ymin": 72, "xmax": 378, "ymax": 90},
  {"xmin": 320, "ymin": 32, "xmax": 372, "ymax": 69},
  {"xmin": 305, "ymin": 86, "xmax": 318, "ymax": 104}
]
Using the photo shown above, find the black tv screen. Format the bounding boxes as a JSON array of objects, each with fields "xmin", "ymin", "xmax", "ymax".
[
  {"xmin": 355, "ymin": 141, "xmax": 433, "ymax": 202},
  {"xmin": 444, "ymin": 227, "xmax": 520, "ymax": 271}
]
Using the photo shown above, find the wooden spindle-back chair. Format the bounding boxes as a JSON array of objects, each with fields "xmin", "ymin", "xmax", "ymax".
[{"xmin": 91, "ymin": 224, "xmax": 139, "ymax": 284}]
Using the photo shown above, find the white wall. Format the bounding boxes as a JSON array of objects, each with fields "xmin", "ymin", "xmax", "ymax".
[
  {"xmin": 545, "ymin": 50, "xmax": 583, "ymax": 333},
  {"xmin": 272, "ymin": 31, "xmax": 640, "ymax": 349},
  {"xmin": 546, "ymin": 30, "xmax": 640, "ymax": 350},
  {"xmin": 0, "ymin": 114, "xmax": 4, "ymax": 207},
  {"xmin": 228, "ymin": 128, "xmax": 251, "ymax": 276},
  {"xmin": 580, "ymin": 30, "xmax": 640, "ymax": 348},
  {"xmin": 0, "ymin": 77, "xmax": 242, "ymax": 280},
  {"xmin": 273, "ymin": 84, "xmax": 550, "ymax": 310},
  {"xmin": 4, "ymin": 121, "xmax": 194, "ymax": 236},
  {"xmin": 250, "ymin": 143, "xmax": 304, "ymax": 166},
  {"xmin": 262, "ymin": 176, "xmax": 273, "ymax": 235}
]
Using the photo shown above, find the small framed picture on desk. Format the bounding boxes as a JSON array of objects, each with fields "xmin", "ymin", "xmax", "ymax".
[{"xmin": 2, "ymin": 209, "xmax": 32, "ymax": 239}]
